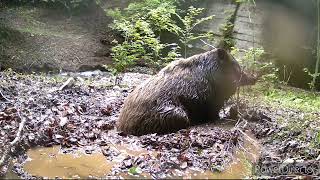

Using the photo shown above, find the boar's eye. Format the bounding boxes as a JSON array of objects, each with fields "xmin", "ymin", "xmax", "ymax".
[
  {"xmin": 217, "ymin": 48, "xmax": 227, "ymax": 60},
  {"xmin": 216, "ymin": 48, "xmax": 233, "ymax": 66}
]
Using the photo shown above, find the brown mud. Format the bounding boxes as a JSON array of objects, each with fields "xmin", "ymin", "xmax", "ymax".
[
  {"xmin": 20, "ymin": 128, "xmax": 260, "ymax": 179},
  {"xmin": 0, "ymin": 69, "xmax": 319, "ymax": 179}
]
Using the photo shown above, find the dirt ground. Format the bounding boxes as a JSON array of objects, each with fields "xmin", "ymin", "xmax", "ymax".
[
  {"xmin": 0, "ymin": 3, "xmax": 117, "ymax": 72},
  {"xmin": 0, "ymin": 69, "xmax": 243, "ymax": 179},
  {"xmin": 0, "ymin": 69, "xmax": 319, "ymax": 179}
]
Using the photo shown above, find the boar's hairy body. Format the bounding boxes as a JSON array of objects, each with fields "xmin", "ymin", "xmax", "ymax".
[{"xmin": 117, "ymin": 48, "xmax": 256, "ymax": 136}]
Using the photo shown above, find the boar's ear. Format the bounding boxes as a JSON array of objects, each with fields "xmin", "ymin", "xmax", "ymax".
[{"xmin": 217, "ymin": 48, "xmax": 228, "ymax": 63}]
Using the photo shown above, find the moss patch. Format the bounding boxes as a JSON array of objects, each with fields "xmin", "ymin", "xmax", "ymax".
[{"xmin": 243, "ymin": 82, "xmax": 320, "ymax": 113}]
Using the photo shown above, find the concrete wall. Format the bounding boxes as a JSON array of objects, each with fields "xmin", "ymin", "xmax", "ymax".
[
  {"xmin": 199, "ymin": 0, "xmax": 236, "ymax": 36},
  {"xmin": 234, "ymin": 2, "xmax": 264, "ymax": 50},
  {"xmin": 198, "ymin": 0, "xmax": 264, "ymax": 50}
]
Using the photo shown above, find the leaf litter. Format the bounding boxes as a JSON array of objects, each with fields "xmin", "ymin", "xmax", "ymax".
[{"xmin": 0, "ymin": 69, "xmax": 319, "ymax": 179}]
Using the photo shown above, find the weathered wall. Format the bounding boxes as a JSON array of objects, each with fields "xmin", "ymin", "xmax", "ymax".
[
  {"xmin": 234, "ymin": 2, "xmax": 264, "ymax": 50},
  {"xmin": 198, "ymin": 0, "xmax": 263, "ymax": 50},
  {"xmin": 199, "ymin": 0, "xmax": 236, "ymax": 37}
]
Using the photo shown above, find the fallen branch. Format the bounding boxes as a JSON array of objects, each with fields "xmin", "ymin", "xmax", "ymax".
[
  {"xmin": 231, "ymin": 117, "xmax": 260, "ymax": 149},
  {"xmin": 0, "ymin": 112, "xmax": 27, "ymax": 172},
  {"xmin": 234, "ymin": 127, "xmax": 260, "ymax": 150},
  {"xmin": 223, "ymin": 118, "xmax": 238, "ymax": 122},
  {"xmin": 237, "ymin": 141, "xmax": 259, "ymax": 162},
  {"xmin": 107, "ymin": 141, "xmax": 121, "ymax": 154},
  {"xmin": 59, "ymin": 77, "xmax": 75, "ymax": 91}
]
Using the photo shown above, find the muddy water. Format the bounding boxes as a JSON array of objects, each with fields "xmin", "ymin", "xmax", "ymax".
[
  {"xmin": 13, "ymin": 123, "xmax": 261, "ymax": 179},
  {"xmin": 22, "ymin": 144, "xmax": 154, "ymax": 179},
  {"xmin": 187, "ymin": 131, "xmax": 261, "ymax": 179},
  {"xmin": 23, "ymin": 147, "xmax": 113, "ymax": 178}
]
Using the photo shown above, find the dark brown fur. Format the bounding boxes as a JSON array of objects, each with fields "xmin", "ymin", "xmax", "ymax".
[{"xmin": 117, "ymin": 49, "xmax": 255, "ymax": 136}]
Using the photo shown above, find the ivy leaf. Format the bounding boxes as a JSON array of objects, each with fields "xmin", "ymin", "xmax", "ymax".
[{"xmin": 128, "ymin": 166, "xmax": 142, "ymax": 175}]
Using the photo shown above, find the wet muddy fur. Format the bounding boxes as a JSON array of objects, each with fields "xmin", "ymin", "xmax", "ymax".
[{"xmin": 117, "ymin": 49, "xmax": 255, "ymax": 136}]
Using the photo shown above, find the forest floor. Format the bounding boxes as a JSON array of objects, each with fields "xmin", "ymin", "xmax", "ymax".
[
  {"xmin": 0, "ymin": 69, "xmax": 319, "ymax": 179},
  {"xmin": 0, "ymin": 4, "xmax": 114, "ymax": 72}
]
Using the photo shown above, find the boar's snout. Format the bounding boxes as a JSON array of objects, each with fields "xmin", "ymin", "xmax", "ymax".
[{"xmin": 238, "ymin": 72, "xmax": 258, "ymax": 86}]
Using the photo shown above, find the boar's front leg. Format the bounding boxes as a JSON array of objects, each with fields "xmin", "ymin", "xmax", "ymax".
[{"xmin": 154, "ymin": 104, "xmax": 190, "ymax": 134}]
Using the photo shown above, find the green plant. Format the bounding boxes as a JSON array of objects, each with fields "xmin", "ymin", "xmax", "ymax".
[
  {"xmin": 219, "ymin": 13, "xmax": 236, "ymax": 49},
  {"xmin": 303, "ymin": 68, "xmax": 320, "ymax": 90},
  {"xmin": 280, "ymin": 65, "xmax": 293, "ymax": 85},
  {"xmin": 107, "ymin": 0, "xmax": 181, "ymax": 72},
  {"xmin": 231, "ymin": 47, "xmax": 279, "ymax": 82},
  {"xmin": 218, "ymin": 0, "xmax": 244, "ymax": 50},
  {"xmin": 128, "ymin": 166, "xmax": 142, "ymax": 175},
  {"xmin": 307, "ymin": 0, "xmax": 320, "ymax": 91},
  {"xmin": 175, "ymin": 6, "xmax": 214, "ymax": 58},
  {"xmin": 107, "ymin": 0, "xmax": 214, "ymax": 72},
  {"xmin": 110, "ymin": 19, "xmax": 164, "ymax": 72}
]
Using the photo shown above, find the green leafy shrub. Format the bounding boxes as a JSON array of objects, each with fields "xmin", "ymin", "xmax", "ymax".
[
  {"xmin": 303, "ymin": 68, "xmax": 320, "ymax": 90},
  {"xmin": 175, "ymin": 6, "xmax": 214, "ymax": 58},
  {"xmin": 107, "ymin": 0, "xmax": 214, "ymax": 72},
  {"xmin": 107, "ymin": 0, "xmax": 179, "ymax": 72},
  {"xmin": 110, "ymin": 19, "xmax": 164, "ymax": 72},
  {"xmin": 219, "ymin": 12, "xmax": 236, "ymax": 50},
  {"xmin": 231, "ymin": 47, "xmax": 279, "ymax": 83}
]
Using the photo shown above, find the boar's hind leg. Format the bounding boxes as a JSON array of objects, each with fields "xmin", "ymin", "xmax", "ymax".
[{"xmin": 157, "ymin": 105, "xmax": 190, "ymax": 134}]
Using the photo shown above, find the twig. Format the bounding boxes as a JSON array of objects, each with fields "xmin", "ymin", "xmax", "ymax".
[
  {"xmin": 223, "ymin": 118, "xmax": 238, "ymax": 122},
  {"xmin": 200, "ymin": 39, "xmax": 217, "ymax": 49},
  {"xmin": 0, "ymin": 90, "xmax": 10, "ymax": 102},
  {"xmin": 58, "ymin": 77, "xmax": 75, "ymax": 91},
  {"xmin": 0, "ymin": 112, "xmax": 27, "ymax": 170},
  {"xmin": 236, "ymin": 87, "xmax": 240, "ymax": 112},
  {"xmin": 234, "ymin": 128, "xmax": 260, "ymax": 149},
  {"xmin": 237, "ymin": 142, "xmax": 259, "ymax": 161},
  {"xmin": 9, "ymin": 115, "xmax": 27, "ymax": 146},
  {"xmin": 109, "ymin": 142, "xmax": 121, "ymax": 154},
  {"xmin": 234, "ymin": 117, "xmax": 243, "ymax": 127}
]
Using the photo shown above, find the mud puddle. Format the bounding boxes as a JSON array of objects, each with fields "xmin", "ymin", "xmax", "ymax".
[
  {"xmin": 22, "ymin": 144, "xmax": 152, "ymax": 179},
  {"xmin": 184, "ymin": 131, "xmax": 261, "ymax": 179},
  {"xmin": 23, "ymin": 146, "xmax": 112, "ymax": 178},
  {"xmin": 21, "ymin": 129, "xmax": 261, "ymax": 179}
]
